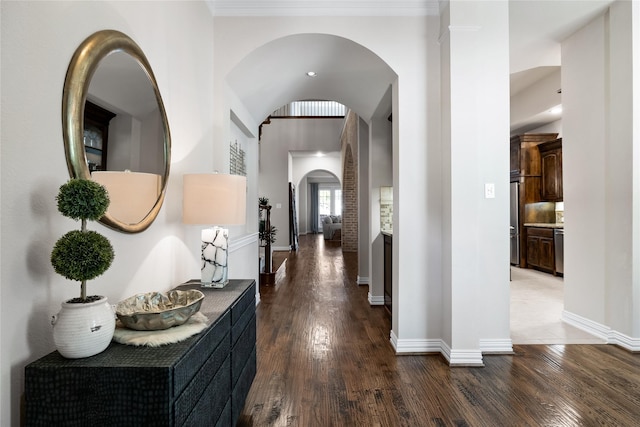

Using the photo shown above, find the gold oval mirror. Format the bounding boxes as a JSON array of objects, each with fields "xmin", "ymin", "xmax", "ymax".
[{"xmin": 62, "ymin": 30, "xmax": 171, "ymax": 233}]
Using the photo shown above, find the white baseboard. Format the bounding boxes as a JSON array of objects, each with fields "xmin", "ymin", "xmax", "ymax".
[
  {"xmin": 608, "ymin": 330, "xmax": 640, "ymax": 351},
  {"xmin": 272, "ymin": 246, "xmax": 291, "ymax": 252},
  {"xmin": 392, "ymin": 336, "xmax": 442, "ymax": 354},
  {"xmin": 479, "ymin": 338, "xmax": 514, "ymax": 354},
  {"xmin": 563, "ymin": 310, "xmax": 640, "ymax": 351},
  {"xmin": 390, "ymin": 330, "xmax": 398, "ymax": 350},
  {"xmin": 356, "ymin": 275, "xmax": 369, "ymax": 285},
  {"xmin": 562, "ymin": 310, "xmax": 610, "ymax": 340},
  {"xmin": 448, "ymin": 348, "xmax": 484, "ymax": 367},
  {"xmin": 368, "ymin": 293, "xmax": 384, "ymax": 306},
  {"xmin": 391, "ymin": 336, "xmax": 506, "ymax": 364}
]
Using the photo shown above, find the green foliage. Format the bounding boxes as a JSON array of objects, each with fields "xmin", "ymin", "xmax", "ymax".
[
  {"xmin": 259, "ymin": 220, "xmax": 277, "ymax": 245},
  {"xmin": 259, "ymin": 197, "xmax": 270, "ymax": 219},
  {"xmin": 51, "ymin": 230, "xmax": 114, "ymax": 282},
  {"xmin": 51, "ymin": 179, "xmax": 114, "ymax": 301},
  {"xmin": 258, "ymin": 197, "xmax": 276, "ymax": 245},
  {"xmin": 56, "ymin": 179, "xmax": 109, "ymax": 221}
]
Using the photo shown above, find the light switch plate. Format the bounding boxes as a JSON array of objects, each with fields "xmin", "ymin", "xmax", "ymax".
[{"xmin": 484, "ymin": 183, "xmax": 495, "ymax": 199}]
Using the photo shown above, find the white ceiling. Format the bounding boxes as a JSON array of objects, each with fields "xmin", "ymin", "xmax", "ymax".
[{"xmin": 209, "ymin": 0, "xmax": 616, "ymax": 134}]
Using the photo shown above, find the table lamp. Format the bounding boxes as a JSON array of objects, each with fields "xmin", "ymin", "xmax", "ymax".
[{"xmin": 183, "ymin": 173, "xmax": 247, "ymax": 287}]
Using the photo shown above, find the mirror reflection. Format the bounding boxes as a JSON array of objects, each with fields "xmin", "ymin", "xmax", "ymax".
[
  {"xmin": 62, "ymin": 30, "xmax": 171, "ymax": 233},
  {"xmin": 86, "ymin": 52, "xmax": 165, "ymax": 177}
]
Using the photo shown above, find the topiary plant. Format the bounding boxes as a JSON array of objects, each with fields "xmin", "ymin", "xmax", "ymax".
[{"xmin": 50, "ymin": 179, "xmax": 114, "ymax": 303}]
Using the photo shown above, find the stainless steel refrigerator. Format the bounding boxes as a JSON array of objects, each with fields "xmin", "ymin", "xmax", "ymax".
[{"xmin": 510, "ymin": 182, "xmax": 520, "ymax": 265}]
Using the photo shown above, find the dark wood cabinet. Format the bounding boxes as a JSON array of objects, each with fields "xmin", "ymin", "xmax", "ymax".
[
  {"xmin": 510, "ymin": 141, "xmax": 521, "ymax": 178},
  {"xmin": 510, "ymin": 133, "xmax": 558, "ymax": 181},
  {"xmin": 526, "ymin": 227, "xmax": 555, "ymax": 274},
  {"xmin": 84, "ymin": 101, "xmax": 116, "ymax": 172},
  {"xmin": 383, "ymin": 232, "xmax": 392, "ymax": 323},
  {"xmin": 25, "ymin": 279, "xmax": 256, "ymax": 427},
  {"xmin": 538, "ymin": 138, "xmax": 563, "ymax": 202},
  {"xmin": 510, "ymin": 133, "xmax": 559, "ymax": 267}
]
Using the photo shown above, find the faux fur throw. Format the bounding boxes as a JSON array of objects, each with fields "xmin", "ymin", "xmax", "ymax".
[{"xmin": 112, "ymin": 312, "xmax": 209, "ymax": 347}]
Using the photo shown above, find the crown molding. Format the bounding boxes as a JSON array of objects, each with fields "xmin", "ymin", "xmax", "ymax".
[{"xmin": 206, "ymin": 1, "xmax": 439, "ymax": 17}]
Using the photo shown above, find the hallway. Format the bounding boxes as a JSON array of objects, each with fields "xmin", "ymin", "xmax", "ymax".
[{"xmin": 238, "ymin": 234, "xmax": 640, "ymax": 426}]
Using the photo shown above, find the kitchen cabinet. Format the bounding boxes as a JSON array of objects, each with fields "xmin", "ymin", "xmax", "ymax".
[
  {"xmin": 510, "ymin": 140, "xmax": 521, "ymax": 178},
  {"xmin": 510, "ymin": 133, "xmax": 559, "ymax": 266},
  {"xmin": 84, "ymin": 101, "xmax": 116, "ymax": 172},
  {"xmin": 510, "ymin": 133, "xmax": 558, "ymax": 181},
  {"xmin": 526, "ymin": 227, "xmax": 555, "ymax": 274},
  {"xmin": 538, "ymin": 138, "xmax": 563, "ymax": 201}
]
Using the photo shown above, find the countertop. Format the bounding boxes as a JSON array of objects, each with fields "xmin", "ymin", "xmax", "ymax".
[{"xmin": 524, "ymin": 222, "xmax": 564, "ymax": 229}]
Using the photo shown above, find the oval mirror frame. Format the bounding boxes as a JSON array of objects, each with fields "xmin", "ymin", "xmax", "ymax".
[{"xmin": 62, "ymin": 30, "xmax": 171, "ymax": 233}]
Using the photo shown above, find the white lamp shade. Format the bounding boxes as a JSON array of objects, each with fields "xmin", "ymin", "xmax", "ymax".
[
  {"xmin": 92, "ymin": 171, "xmax": 161, "ymax": 224},
  {"xmin": 183, "ymin": 174, "xmax": 247, "ymax": 225}
]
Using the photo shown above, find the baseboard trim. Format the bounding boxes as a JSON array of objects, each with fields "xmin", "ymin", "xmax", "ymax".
[
  {"xmin": 479, "ymin": 338, "xmax": 514, "ymax": 354},
  {"xmin": 391, "ymin": 337, "xmax": 500, "ymax": 364},
  {"xmin": 608, "ymin": 330, "xmax": 640, "ymax": 352},
  {"xmin": 356, "ymin": 275, "xmax": 369, "ymax": 285},
  {"xmin": 393, "ymin": 337, "xmax": 443, "ymax": 354},
  {"xmin": 562, "ymin": 310, "xmax": 610, "ymax": 340},
  {"xmin": 563, "ymin": 310, "xmax": 640, "ymax": 351},
  {"xmin": 368, "ymin": 293, "xmax": 384, "ymax": 306},
  {"xmin": 448, "ymin": 348, "xmax": 484, "ymax": 367},
  {"xmin": 272, "ymin": 245, "xmax": 291, "ymax": 252}
]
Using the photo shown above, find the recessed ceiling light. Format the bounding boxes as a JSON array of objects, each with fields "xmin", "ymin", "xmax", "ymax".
[
  {"xmin": 549, "ymin": 106, "xmax": 562, "ymax": 114},
  {"xmin": 306, "ymin": 71, "xmax": 317, "ymax": 77},
  {"xmin": 315, "ymin": 151, "xmax": 325, "ymax": 157}
]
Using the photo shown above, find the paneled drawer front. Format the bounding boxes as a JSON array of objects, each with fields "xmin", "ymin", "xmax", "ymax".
[
  {"xmin": 232, "ymin": 313, "xmax": 256, "ymax": 387},
  {"xmin": 173, "ymin": 311, "xmax": 230, "ymax": 397},
  {"xmin": 232, "ymin": 298, "xmax": 255, "ymax": 347},
  {"xmin": 232, "ymin": 347, "xmax": 257, "ymax": 426},
  {"xmin": 174, "ymin": 333, "xmax": 230, "ymax": 426},
  {"xmin": 25, "ymin": 365, "xmax": 173, "ymax": 426},
  {"xmin": 526, "ymin": 227, "xmax": 554, "ymax": 238},
  {"xmin": 231, "ymin": 282, "xmax": 255, "ymax": 325},
  {"xmin": 215, "ymin": 400, "xmax": 232, "ymax": 427},
  {"xmin": 181, "ymin": 356, "xmax": 231, "ymax": 427}
]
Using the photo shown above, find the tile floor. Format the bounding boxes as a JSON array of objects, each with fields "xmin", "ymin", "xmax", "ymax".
[{"xmin": 510, "ymin": 266, "xmax": 606, "ymax": 344}]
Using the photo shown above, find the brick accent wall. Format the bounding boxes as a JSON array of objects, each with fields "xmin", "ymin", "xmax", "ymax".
[{"xmin": 341, "ymin": 112, "xmax": 358, "ymax": 252}]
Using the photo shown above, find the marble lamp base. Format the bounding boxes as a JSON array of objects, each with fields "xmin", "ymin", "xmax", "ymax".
[{"xmin": 200, "ymin": 226, "xmax": 229, "ymax": 288}]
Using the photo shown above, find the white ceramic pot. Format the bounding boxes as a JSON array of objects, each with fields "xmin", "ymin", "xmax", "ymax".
[{"xmin": 51, "ymin": 296, "xmax": 115, "ymax": 358}]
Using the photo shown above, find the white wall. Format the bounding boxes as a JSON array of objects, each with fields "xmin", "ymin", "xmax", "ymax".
[
  {"xmin": 258, "ymin": 118, "xmax": 343, "ymax": 249},
  {"xmin": 562, "ymin": 13, "xmax": 608, "ymax": 324},
  {"xmin": 440, "ymin": 0, "xmax": 511, "ymax": 363},
  {"xmin": 510, "ymin": 68, "xmax": 562, "ymax": 134},
  {"xmin": 358, "ymin": 118, "xmax": 371, "ymax": 285},
  {"xmin": 529, "ymin": 119, "xmax": 563, "ymax": 137},
  {"xmin": 368, "ymin": 115, "xmax": 392, "ymax": 306},
  {"xmin": 562, "ymin": 1, "xmax": 640, "ymax": 344},
  {"xmin": 0, "ymin": 2, "xmax": 260, "ymax": 425},
  {"xmin": 606, "ymin": 0, "xmax": 638, "ymax": 339}
]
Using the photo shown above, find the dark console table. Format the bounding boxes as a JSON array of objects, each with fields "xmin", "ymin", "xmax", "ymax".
[{"xmin": 25, "ymin": 279, "xmax": 256, "ymax": 427}]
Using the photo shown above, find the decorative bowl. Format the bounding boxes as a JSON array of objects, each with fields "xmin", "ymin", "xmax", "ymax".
[{"xmin": 115, "ymin": 289, "xmax": 205, "ymax": 331}]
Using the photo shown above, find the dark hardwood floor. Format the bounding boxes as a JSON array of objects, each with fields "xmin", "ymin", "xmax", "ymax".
[{"xmin": 238, "ymin": 234, "xmax": 640, "ymax": 426}]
